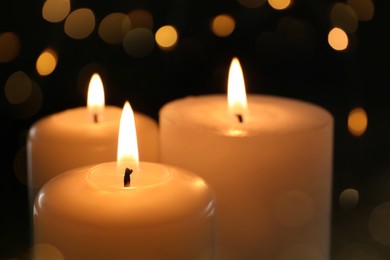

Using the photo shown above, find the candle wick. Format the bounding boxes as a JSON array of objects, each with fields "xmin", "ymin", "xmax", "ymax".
[
  {"xmin": 236, "ymin": 114, "xmax": 244, "ymax": 123},
  {"xmin": 93, "ymin": 113, "xmax": 99, "ymax": 123},
  {"xmin": 124, "ymin": 168, "xmax": 133, "ymax": 187}
]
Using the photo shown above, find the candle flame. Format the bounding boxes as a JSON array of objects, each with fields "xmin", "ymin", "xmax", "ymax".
[
  {"xmin": 227, "ymin": 57, "xmax": 247, "ymax": 117},
  {"xmin": 87, "ymin": 73, "xmax": 105, "ymax": 122},
  {"xmin": 117, "ymin": 101, "xmax": 139, "ymax": 172}
]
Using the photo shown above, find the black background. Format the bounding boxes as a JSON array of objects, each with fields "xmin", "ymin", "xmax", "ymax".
[{"xmin": 1, "ymin": 0, "xmax": 390, "ymax": 259}]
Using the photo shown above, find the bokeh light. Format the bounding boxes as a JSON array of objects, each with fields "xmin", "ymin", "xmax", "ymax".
[
  {"xmin": 368, "ymin": 202, "xmax": 390, "ymax": 245},
  {"xmin": 30, "ymin": 243, "xmax": 64, "ymax": 260},
  {"xmin": 347, "ymin": 0, "xmax": 375, "ymax": 21},
  {"xmin": 268, "ymin": 0, "xmax": 292, "ymax": 10},
  {"xmin": 334, "ymin": 243, "xmax": 383, "ymax": 260},
  {"xmin": 155, "ymin": 25, "xmax": 178, "ymax": 50},
  {"xmin": 4, "ymin": 73, "xmax": 43, "ymax": 119},
  {"xmin": 330, "ymin": 3, "xmax": 358, "ymax": 33},
  {"xmin": 128, "ymin": 9, "xmax": 153, "ymax": 30},
  {"xmin": 64, "ymin": 8, "xmax": 95, "ymax": 39},
  {"xmin": 5, "ymin": 71, "xmax": 32, "ymax": 104},
  {"xmin": 98, "ymin": 13, "xmax": 131, "ymax": 44},
  {"xmin": 123, "ymin": 28, "xmax": 155, "ymax": 58},
  {"xmin": 13, "ymin": 146, "xmax": 28, "ymax": 186},
  {"xmin": 339, "ymin": 188, "xmax": 359, "ymax": 210},
  {"xmin": 211, "ymin": 14, "xmax": 236, "ymax": 37},
  {"xmin": 348, "ymin": 107, "xmax": 368, "ymax": 137},
  {"xmin": 273, "ymin": 190, "xmax": 313, "ymax": 227},
  {"xmin": 328, "ymin": 27, "xmax": 349, "ymax": 51},
  {"xmin": 367, "ymin": 170, "xmax": 390, "ymax": 204},
  {"xmin": 237, "ymin": 0, "xmax": 266, "ymax": 8},
  {"xmin": 0, "ymin": 32, "xmax": 20, "ymax": 63},
  {"xmin": 36, "ymin": 49, "xmax": 58, "ymax": 76},
  {"xmin": 42, "ymin": 0, "xmax": 71, "ymax": 23}
]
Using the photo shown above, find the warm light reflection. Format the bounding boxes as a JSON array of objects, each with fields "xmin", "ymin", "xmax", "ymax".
[
  {"xmin": 155, "ymin": 25, "xmax": 178, "ymax": 50},
  {"xmin": 228, "ymin": 57, "xmax": 248, "ymax": 120},
  {"xmin": 339, "ymin": 188, "xmax": 359, "ymax": 210},
  {"xmin": 64, "ymin": 8, "xmax": 95, "ymax": 39},
  {"xmin": 36, "ymin": 49, "xmax": 58, "ymax": 76},
  {"xmin": 128, "ymin": 9, "xmax": 153, "ymax": 30},
  {"xmin": 117, "ymin": 101, "xmax": 139, "ymax": 173},
  {"xmin": 328, "ymin": 27, "xmax": 349, "ymax": 51},
  {"xmin": 268, "ymin": 0, "xmax": 292, "ymax": 10},
  {"xmin": 98, "ymin": 12, "xmax": 131, "ymax": 44},
  {"xmin": 330, "ymin": 3, "xmax": 358, "ymax": 33},
  {"xmin": 0, "ymin": 32, "xmax": 20, "ymax": 63},
  {"xmin": 348, "ymin": 107, "xmax": 367, "ymax": 136},
  {"xmin": 347, "ymin": 0, "xmax": 374, "ymax": 21},
  {"xmin": 123, "ymin": 28, "xmax": 154, "ymax": 58},
  {"xmin": 211, "ymin": 14, "xmax": 235, "ymax": 37},
  {"xmin": 42, "ymin": 0, "xmax": 71, "ymax": 23},
  {"xmin": 87, "ymin": 73, "xmax": 105, "ymax": 122}
]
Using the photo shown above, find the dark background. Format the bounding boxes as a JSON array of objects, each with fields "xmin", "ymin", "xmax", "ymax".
[{"xmin": 1, "ymin": 0, "xmax": 390, "ymax": 259}]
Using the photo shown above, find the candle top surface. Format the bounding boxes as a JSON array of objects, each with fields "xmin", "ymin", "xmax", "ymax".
[
  {"xmin": 28, "ymin": 106, "xmax": 157, "ymax": 142},
  {"xmin": 34, "ymin": 162, "xmax": 215, "ymax": 228},
  {"xmin": 160, "ymin": 94, "xmax": 333, "ymax": 136}
]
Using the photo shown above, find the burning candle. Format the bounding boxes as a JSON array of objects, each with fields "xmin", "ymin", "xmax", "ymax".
[
  {"xmin": 159, "ymin": 57, "xmax": 334, "ymax": 259},
  {"xmin": 27, "ymin": 73, "xmax": 158, "ymax": 192},
  {"xmin": 33, "ymin": 101, "xmax": 215, "ymax": 260}
]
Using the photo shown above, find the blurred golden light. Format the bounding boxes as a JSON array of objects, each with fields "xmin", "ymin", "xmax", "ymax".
[
  {"xmin": 42, "ymin": 0, "xmax": 71, "ymax": 23},
  {"xmin": 368, "ymin": 202, "xmax": 390, "ymax": 245},
  {"xmin": 5, "ymin": 71, "xmax": 32, "ymax": 104},
  {"xmin": 268, "ymin": 0, "xmax": 292, "ymax": 10},
  {"xmin": 4, "ymin": 75, "xmax": 43, "ymax": 119},
  {"xmin": 155, "ymin": 25, "xmax": 178, "ymax": 50},
  {"xmin": 347, "ymin": 0, "xmax": 374, "ymax": 21},
  {"xmin": 128, "ymin": 9, "xmax": 153, "ymax": 30},
  {"xmin": 339, "ymin": 188, "xmax": 359, "ymax": 210},
  {"xmin": 64, "ymin": 8, "xmax": 95, "ymax": 39},
  {"xmin": 123, "ymin": 28, "xmax": 154, "ymax": 58},
  {"xmin": 211, "ymin": 14, "xmax": 235, "ymax": 37},
  {"xmin": 98, "ymin": 13, "xmax": 131, "ymax": 44},
  {"xmin": 31, "ymin": 243, "xmax": 64, "ymax": 260},
  {"xmin": 348, "ymin": 107, "xmax": 368, "ymax": 136},
  {"xmin": 334, "ymin": 243, "xmax": 383, "ymax": 260},
  {"xmin": 237, "ymin": 0, "xmax": 266, "ymax": 8},
  {"xmin": 0, "ymin": 32, "xmax": 20, "ymax": 63},
  {"xmin": 13, "ymin": 146, "xmax": 28, "ymax": 186},
  {"xmin": 330, "ymin": 3, "xmax": 358, "ymax": 33},
  {"xmin": 328, "ymin": 27, "xmax": 349, "ymax": 51},
  {"xmin": 36, "ymin": 49, "xmax": 58, "ymax": 76}
]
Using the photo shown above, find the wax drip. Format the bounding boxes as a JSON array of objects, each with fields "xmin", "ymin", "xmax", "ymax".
[
  {"xmin": 124, "ymin": 168, "xmax": 133, "ymax": 187},
  {"xmin": 236, "ymin": 114, "xmax": 243, "ymax": 123}
]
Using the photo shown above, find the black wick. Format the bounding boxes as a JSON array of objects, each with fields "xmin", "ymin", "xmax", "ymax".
[
  {"xmin": 124, "ymin": 168, "xmax": 133, "ymax": 187},
  {"xmin": 93, "ymin": 113, "xmax": 99, "ymax": 123},
  {"xmin": 236, "ymin": 114, "xmax": 244, "ymax": 123}
]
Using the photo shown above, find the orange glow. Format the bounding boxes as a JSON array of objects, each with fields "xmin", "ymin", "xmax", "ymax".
[
  {"xmin": 348, "ymin": 107, "xmax": 368, "ymax": 136},
  {"xmin": 117, "ymin": 101, "xmax": 139, "ymax": 173},
  {"xmin": 328, "ymin": 27, "xmax": 349, "ymax": 51},
  {"xmin": 87, "ymin": 73, "xmax": 105, "ymax": 122},
  {"xmin": 228, "ymin": 57, "xmax": 248, "ymax": 119}
]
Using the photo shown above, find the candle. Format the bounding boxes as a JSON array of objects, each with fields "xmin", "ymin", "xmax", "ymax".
[
  {"xmin": 33, "ymin": 101, "xmax": 216, "ymax": 260},
  {"xmin": 159, "ymin": 58, "xmax": 333, "ymax": 259},
  {"xmin": 27, "ymin": 73, "xmax": 159, "ymax": 191}
]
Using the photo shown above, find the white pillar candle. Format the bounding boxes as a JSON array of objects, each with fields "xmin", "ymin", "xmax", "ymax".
[
  {"xmin": 159, "ymin": 58, "xmax": 333, "ymax": 259},
  {"xmin": 33, "ymin": 101, "xmax": 215, "ymax": 260},
  {"xmin": 27, "ymin": 73, "xmax": 158, "ymax": 190}
]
